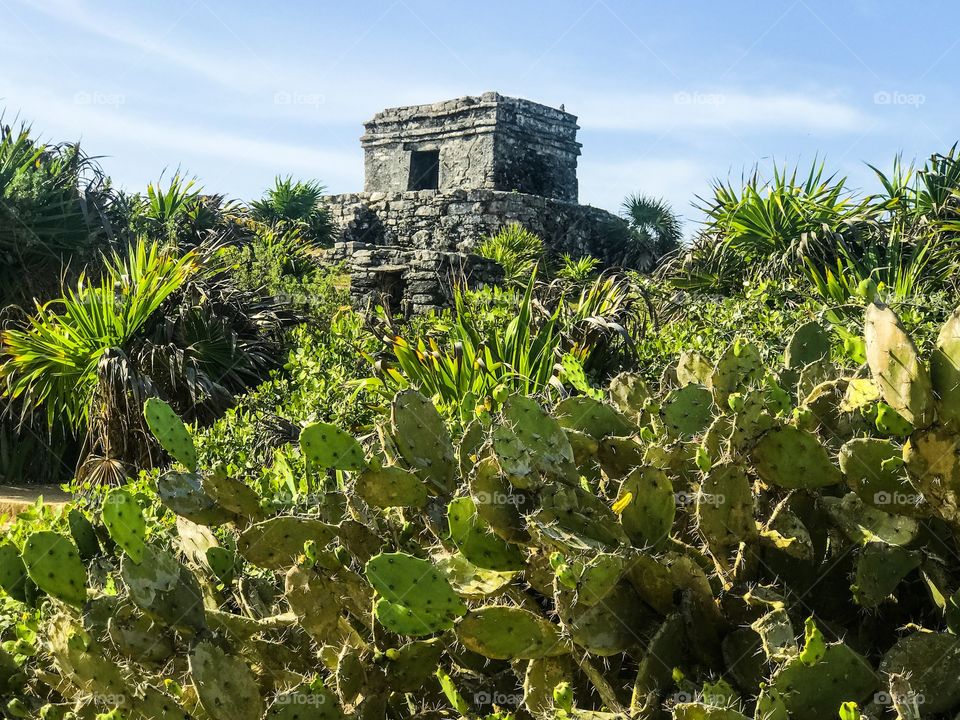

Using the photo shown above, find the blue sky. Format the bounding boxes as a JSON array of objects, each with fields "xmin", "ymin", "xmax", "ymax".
[{"xmin": 2, "ymin": 1, "xmax": 958, "ymax": 228}]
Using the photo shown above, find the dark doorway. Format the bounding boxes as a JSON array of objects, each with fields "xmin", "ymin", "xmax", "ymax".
[
  {"xmin": 408, "ymin": 149, "xmax": 440, "ymax": 190},
  {"xmin": 374, "ymin": 269, "xmax": 406, "ymax": 315}
]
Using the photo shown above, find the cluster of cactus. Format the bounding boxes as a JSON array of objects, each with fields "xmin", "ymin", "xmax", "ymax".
[{"xmin": 4, "ymin": 300, "xmax": 960, "ymax": 719}]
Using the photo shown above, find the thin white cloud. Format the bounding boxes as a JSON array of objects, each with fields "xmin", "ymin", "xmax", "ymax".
[
  {"xmin": 11, "ymin": 0, "xmax": 277, "ymax": 92},
  {"xmin": 1, "ymin": 83, "xmax": 360, "ymax": 191},
  {"xmin": 572, "ymin": 90, "xmax": 869, "ymax": 133}
]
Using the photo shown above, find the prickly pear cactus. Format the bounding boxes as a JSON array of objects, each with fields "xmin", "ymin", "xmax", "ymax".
[
  {"xmin": 456, "ymin": 606, "xmax": 565, "ymax": 659},
  {"xmin": 189, "ymin": 639, "xmax": 264, "ymax": 720},
  {"xmin": 447, "ymin": 497, "xmax": 525, "ymax": 571},
  {"xmin": 784, "ymin": 320, "xmax": 831, "ymax": 370},
  {"xmin": 237, "ymin": 516, "xmax": 337, "ymax": 569},
  {"xmin": 300, "ymin": 421, "xmax": 367, "ymax": 471},
  {"xmin": 354, "ymin": 466, "xmax": 428, "ymax": 508},
  {"xmin": 864, "ymin": 302, "xmax": 934, "ymax": 429},
  {"xmin": 750, "ymin": 425, "xmax": 842, "ymax": 488},
  {"xmin": 365, "ymin": 552, "xmax": 466, "ymax": 636},
  {"xmin": 932, "ymin": 307, "xmax": 960, "ymax": 427},
  {"xmin": 616, "ymin": 466, "xmax": 675, "ymax": 549},
  {"xmin": 0, "ymin": 542, "xmax": 29, "ymax": 603},
  {"xmin": 102, "ymin": 488, "xmax": 147, "ymax": 562},
  {"xmin": 391, "ymin": 389, "xmax": 456, "ymax": 494},
  {"xmin": 21, "ymin": 531, "xmax": 87, "ymax": 607},
  {"xmin": 144, "ymin": 396, "xmax": 197, "ymax": 470},
  {"xmin": 12, "ymin": 304, "xmax": 960, "ymax": 720}
]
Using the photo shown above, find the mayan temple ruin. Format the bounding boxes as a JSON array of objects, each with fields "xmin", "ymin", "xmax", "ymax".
[{"xmin": 322, "ymin": 92, "xmax": 626, "ymax": 313}]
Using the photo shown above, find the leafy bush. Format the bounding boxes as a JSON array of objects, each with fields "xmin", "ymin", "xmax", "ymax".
[
  {"xmin": 3, "ymin": 301, "xmax": 960, "ymax": 718},
  {"xmin": 670, "ymin": 152, "xmax": 960, "ymax": 302},
  {"xmin": 477, "ymin": 222, "xmax": 545, "ymax": 283},
  {"xmin": 619, "ymin": 193, "xmax": 683, "ymax": 268},
  {"xmin": 249, "ymin": 175, "xmax": 335, "ymax": 247},
  {"xmin": 0, "ymin": 119, "xmax": 116, "ymax": 305},
  {"xmin": 1, "ymin": 240, "xmax": 298, "ymax": 483}
]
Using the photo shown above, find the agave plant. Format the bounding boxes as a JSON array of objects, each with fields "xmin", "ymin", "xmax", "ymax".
[
  {"xmin": 128, "ymin": 172, "xmax": 247, "ymax": 249},
  {"xmin": 0, "ymin": 118, "xmax": 116, "ymax": 305},
  {"xmin": 476, "ymin": 222, "xmax": 545, "ymax": 283},
  {"xmin": 249, "ymin": 176, "xmax": 334, "ymax": 246},
  {"xmin": 1, "ymin": 239, "xmax": 298, "ymax": 483}
]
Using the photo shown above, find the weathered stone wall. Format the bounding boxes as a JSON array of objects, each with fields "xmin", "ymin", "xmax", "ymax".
[
  {"xmin": 360, "ymin": 92, "xmax": 581, "ymax": 202},
  {"xmin": 324, "ymin": 241, "xmax": 504, "ymax": 315},
  {"xmin": 321, "ymin": 188, "xmax": 624, "ymax": 259}
]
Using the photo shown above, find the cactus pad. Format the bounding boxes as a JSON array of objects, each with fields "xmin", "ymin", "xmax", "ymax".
[
  {"xmin": 903, "ymin": 425, "xmax": 960, "ymax": 525},
  {"xmin": 144, "ymin": 397, "xmax": 196, "ymax": 470},
  {"xmin": 597, "ymin": 435, "xmax": 645, "ymax": 479},
  {"xmin": 237, "ymin": 516, "xmax": 336, "ymax": 569},
  {"xmin": 201, "ymin": 467, "xmax": 264, "ymax": 521},
  {"xmin": 554, "ymin": 396, "xmax": 635, "ymax": 439},
  {"xmin": 121, "ymin": 545, "xmax": 206, "ymax": 631},
  {"xmin": 470, "ymin": 455, "xmax": 529, "ymax": 542},
  {"xmin": 156, "ymin": 471, "xmax": 235, "ymax": 526},
  {"xmin": 67, "ymin": 508, "xmax": 101, "ymax": 561},
  {"xmin": 852, "ymin": 542, "xmax": 919, "ymax": 607},
  {"xmin": 493, "ymin": 395, "xmax": 577, "ymax": 487},
  {"xmin": 0, "ymin": 543, "xmax": 29, "ymax": 603},
  {"xmin": 22, "ymin": 531, "xmax": 87, "ymax": 607},
  {"xmin": 365, "ymin": 552, "xmax": 466, "ymax": 636},
  {"xmin": 771, "ymin": 618, "xmax": 878, "ymax": 720},
  {"xmin": 447, "ymin": 497, "xmax": 525, "ymax": 571},
  {"xmin": 102, "ymin": 488, "xmax": 147, "ymax": 563},
  {"xmin": 932, "ymin": 307, "xmax": 960, "ymax": 427},
  {"xmin": 616, "ymin": 466, "xmax": 675, "ymax": 549},
  {"xmin": 750, "ymin": 425, "xmax": 842, "ymax": 488},
  {"xmin": 391, "ymin": 389, "xmax": 456, "ymax": 494},
  {"xmin": 189, "ymin": 639, "xmax": 264, "ymax": 720},
  {"xmin": 284, "ymin": 565, "xmax": 342, "ymax": 642},
  {"xmin": 711, "ymin": 339, "xmax": 764, "ymax": 406},
  {"xmin": 537, "ymin": 484, "xmax": 628, "ymax": 550},
  {"xmin": 660, "ymin": 383, "xmax": 714, "ymax": 438},
  {"xmin": 784, "ymin": 321, "xmax": 831, "ymax": 369},
  {"xmin": 299, "ymin": 421, "xmax": 367, "ymax": 471},
  {"xmin": 879, "ymin": 632, "xmax": 960, "ymax": 715},
  {"xmin": 865, "ymin": 302, "xmax": 934, "ymax": 428},
  {"xmin": 456, "ymin": 605, "xmax": 565, "ymax": 659},
  {"xmin": 696, "ymin": 462, "xmax": 756, "ymax": 554},
  {"xmin": 434, "ymin": 552, "xmax": 516, "ymax": 598},
  {"xmin": 839, "ymin": 437, "xmax": 918, "ymax": 512},
  {"xmin": 676, "ymin": 350, "xmax": 714, "ymax": 387},
  {"xmin": 354, "ymin": 466, "xmax": 428, "ymax": 508},
  {"xmin": 608, "ymin": 371, "xmax": 651, "ymax": 418}
]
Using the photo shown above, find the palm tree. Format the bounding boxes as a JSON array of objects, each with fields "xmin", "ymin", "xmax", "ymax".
[{"xmin": 621, "ymin": 194, "xmax": 683, "ymax": 269}]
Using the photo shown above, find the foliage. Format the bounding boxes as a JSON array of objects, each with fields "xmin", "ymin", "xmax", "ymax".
[
  {"xmin": 555, "ymin": 254, "xmax": 600, "ymax": 284},
  {"xmin": 476, "ymin": 222, "xmax": 545, "ymax": 283},
  {"xmin": 670, "ymin": 152, "xmax": 960, "ymax": 302},
  {"xmin": 0, "ymin": 118, "xmax": 116, "ymax": 305},
  {"xmin": 122, "ymin": 172, "xmax": 248, "ymax": 250},
  {"xmin": 362, "ymin": 269, "xmax": 649, "ymax": 422},
  {"xmin": 3, "ymin": 302, "xmax": 960, "ymax": 718},
  {"xmin": 619, "ymin": 193, "xmax": 683, "ymax": 269},
  {"xmin": 249, "ymin": 175, "xmax": 335, "ymax": 247},
  {"xmin": 0, "ymin": 240, "xmax": 298, "ymax": 483}
]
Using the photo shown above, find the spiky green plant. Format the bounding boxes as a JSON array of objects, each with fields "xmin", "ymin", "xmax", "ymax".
[
  {"xmin": 249, "ymin": 176, "xmax": 334, "ymax": 246},
  {"xmin": 476, "ymin": 222, "xmax": 545, "ymax": 283},
  {"xmin": 620, "ymin": 193, "xmax": 683, "ymax": 269}
]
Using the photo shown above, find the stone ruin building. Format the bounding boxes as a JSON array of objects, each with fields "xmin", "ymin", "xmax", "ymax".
[{"xmin": 322, "ymin": 92, "xmax": 625, "ymax": 313}]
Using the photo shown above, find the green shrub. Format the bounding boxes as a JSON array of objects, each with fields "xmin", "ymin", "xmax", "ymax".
[
  {"xmin": 477, "ymin": 222, "xmax": 545, "ymax": 283},
  {"xmin": 2, "ymin": 301, "xmax": 960, "ymax": 718}
]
